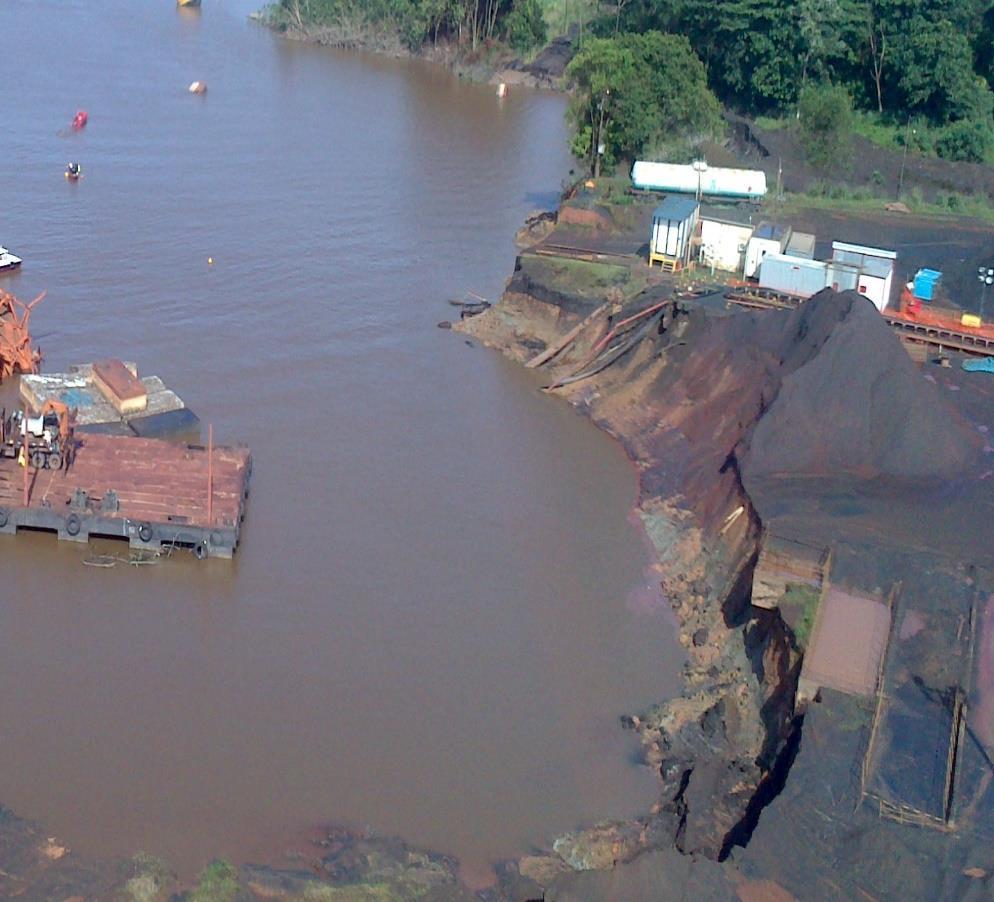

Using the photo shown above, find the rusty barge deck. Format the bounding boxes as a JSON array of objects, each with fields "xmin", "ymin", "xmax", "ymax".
[{"xmin": 0, "ymin": 433, "xmax": 251, "ymax": 559}]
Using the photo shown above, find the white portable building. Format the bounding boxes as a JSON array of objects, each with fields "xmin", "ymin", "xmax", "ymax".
[
  {"xmin": 745, "ymin": 222, "xmax": 791, "ymax": 278},
  {"xmin": 700, "ymin": 217, "xmax": 754, "ymax": 273},
  {"xmin": 631, "ymin": 162, "xmax": 767, "ymax": 200},
  {"xmin": 829, "ymin": 241, "xmax": 897, "ymax": 312},
  {"xmin": 759, "ymin": 254, "xmax": 829, "ymax": 298},
  {"xmin": 649, "ymin": 197, "xmax": 700, "ymax": 270}
]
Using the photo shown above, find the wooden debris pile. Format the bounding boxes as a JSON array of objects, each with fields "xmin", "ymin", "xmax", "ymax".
[{"xmin": 0, "ymin": 289, "xmax": 43, "ymax": 381}]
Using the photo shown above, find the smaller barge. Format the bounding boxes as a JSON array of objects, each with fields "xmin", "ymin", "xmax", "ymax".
[
  {"xmin": 21, "ymin": 359, "xmax": 200, "ymax": 439},
  {"xmin": 0, "ymin": 432, "xmax": 251, "ymax": 559}
]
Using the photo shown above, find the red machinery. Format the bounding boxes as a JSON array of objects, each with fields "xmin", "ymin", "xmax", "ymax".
[
  {"xmin": 0, "ymin": 289, "xmax": 44, "ymax": 382},
  {"xmin": 71, "ymin": 110, "xmax": 88, "ymax": 130}
]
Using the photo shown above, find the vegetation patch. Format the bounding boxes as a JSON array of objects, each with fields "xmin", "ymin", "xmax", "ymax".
[
  {"xmin": 124, "ymin": 852, "xmax": 174, "ymax": 902},
  {"xmin": 190, "ymin": 859, "xmax": 238, "ymax": 902},
  {"xmin": 520, "ymin": 254, "xmax": 649, "ymax": 301},
  {"xmin": 781, "ymin": 583, "xmax": 823, "ymax": 649}
]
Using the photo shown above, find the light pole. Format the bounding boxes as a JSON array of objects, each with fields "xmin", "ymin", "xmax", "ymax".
[
  {"xmin": 692, "ymin": 159, "xmax": 708, "ymax": 202},
  {"xmin": 978, "ymin": 267, "xmax": 993, "ymax": 323},
  {"xmin": 898, "ymin": 119, "xmax": 916, "ymax": 199}
]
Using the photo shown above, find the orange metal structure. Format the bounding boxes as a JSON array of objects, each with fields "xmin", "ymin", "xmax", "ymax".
[
  {"xmin": 0, "ymin": 289, "xmax": 43, "ymax": 381},
  {"xmin": 893, "ymin": 284, "xmax": 994, "ymax": 341},
  {"xmin": 37, "ymin": 399, "xmax": 77, "ymax": 443}
]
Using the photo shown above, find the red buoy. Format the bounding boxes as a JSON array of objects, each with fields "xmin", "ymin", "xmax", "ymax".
[{"xmin": 71, "ymin": 110, "xmax": 88, "ymax": 130}]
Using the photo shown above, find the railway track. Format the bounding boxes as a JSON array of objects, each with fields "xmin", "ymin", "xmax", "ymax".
[{"xmin": 530, "ymin": 243, "xmax": 637, "ymax": 263}]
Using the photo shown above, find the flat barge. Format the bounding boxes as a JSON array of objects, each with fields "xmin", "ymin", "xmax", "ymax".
[{"xmin": 0, "ymin": 433, "xmax": 251, "ymax": 559}]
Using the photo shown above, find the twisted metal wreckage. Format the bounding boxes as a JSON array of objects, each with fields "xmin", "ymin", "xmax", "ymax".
[{"xmin": 0, "ymin": 288, "xmax": 43, "ymax": 382}]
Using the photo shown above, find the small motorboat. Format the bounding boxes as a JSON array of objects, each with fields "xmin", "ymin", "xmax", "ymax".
[
  {"xmin": 188, "ymin": 80, "xmax": 207, "ymax": 95},
  {"xmin": 65, "ymin": 162, "xmax": 82, "ymax": 181},
  {"xmin": 177, "ymin": 0, "xmax": 201, "ymax": 6},
  {"xmin": 71, "ymin": 110, "xmax": 88, "ymax": 131},
  {"xmin": 0, "ymin": 246, "xmax": 23, "ymax": 273}
]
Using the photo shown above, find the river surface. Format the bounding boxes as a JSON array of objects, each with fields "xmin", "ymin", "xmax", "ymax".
[{"xmin": 0, "ymin": 0, "xmax": 682, "ymax": 885}]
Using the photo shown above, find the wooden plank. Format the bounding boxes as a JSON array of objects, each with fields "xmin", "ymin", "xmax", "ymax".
[{"xmin": 525, "ymin": 303, "xmax": 609, "ymax": 369}]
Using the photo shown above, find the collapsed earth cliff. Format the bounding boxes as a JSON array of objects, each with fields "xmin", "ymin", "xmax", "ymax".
[{"xmin": 460, "ymin": 269, "xmax": 991, "ymax": 898}]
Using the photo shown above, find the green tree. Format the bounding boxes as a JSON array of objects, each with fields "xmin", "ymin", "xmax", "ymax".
[
  {"xmin": 503, "ymin": 0, "xmax": 547, "ymax": 51},
  {"xmin": 565, "ymin": 31, "xmax": 719, "ymax": 173},
  {"xmin": 797, "ymin": 82, "xmax": 853, "ymax": 169},
  {"xmin": 890, "ymin": 16, "xmax": 988, "ymax": 122},
  {"xmin": 935, "ymin": 119, "xmax": 993, "ymax": 162}
]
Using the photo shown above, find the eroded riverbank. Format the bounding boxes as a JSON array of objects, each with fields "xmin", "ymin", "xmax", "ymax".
[{"xmin": 454, "ymin": 232, "xmax": 994, "ymax": 898}]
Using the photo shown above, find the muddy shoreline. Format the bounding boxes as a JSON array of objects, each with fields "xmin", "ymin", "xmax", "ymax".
[
  {"xmin": 260, "ymin": 17, "xmax": 574, "ymax": 90},
  {"xmin": 456, "ymin": 268, "xmax": 802, "ymax": 896}
]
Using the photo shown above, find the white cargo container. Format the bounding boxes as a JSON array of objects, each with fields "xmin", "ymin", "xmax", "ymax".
[
  {"xmin": 631, "ymin": 161, "xmax": 767, "ymax": 200},
  {"xmin": 829, "ymin": 241, "xmax": 897, "ymax": 312},
  {"xmin": 700, "ymin": 217, "xmax": 754, "ymax": 273},
  {"xmin": 744, "ymin": 222, "xmax": 791, "ymax": 278}
]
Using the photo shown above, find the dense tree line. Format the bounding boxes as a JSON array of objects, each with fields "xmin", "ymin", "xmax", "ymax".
[
  {"xmin": 272, "ymin": 0, "xmax": 546, "ymax": 54},
  {"xmin": 601, "ymin": 0, "xmax": 994, "ymax": 161},
  {"xmin": 273, "ymin": 0, "xmax": 994, "ymax": 167}
]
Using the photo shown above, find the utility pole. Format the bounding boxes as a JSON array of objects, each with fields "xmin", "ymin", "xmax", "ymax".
[
  {"xmin": 898, "ymin": 118, "xmax": 915, "ymax": 200},
  {"xmin": 593, "ymin": 89, "xmax": 609, "ymax": 178}
]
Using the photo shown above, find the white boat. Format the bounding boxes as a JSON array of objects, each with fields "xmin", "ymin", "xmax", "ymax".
[{"xmin": 0, "ymin": 247, "xmax": 22, "ymax": 273}]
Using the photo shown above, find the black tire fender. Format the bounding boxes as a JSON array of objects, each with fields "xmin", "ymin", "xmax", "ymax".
[
  {"xmin": 31, "ymin": 450, "xmax": 46, "ymax": 469},
  {"xmin": 138, "ymin": 522, "xmax": 153, "ymax": 543},
  {"xmin": 194, "ymin": 541, "xmax": 209, "ymax": 561},
  {"xmin": 0, "ymin": 508, "xmax": 8, "ymax": 528},
  {"xmin": 66, "ymin": 513, "xmax": 81, "ymax": 536}
]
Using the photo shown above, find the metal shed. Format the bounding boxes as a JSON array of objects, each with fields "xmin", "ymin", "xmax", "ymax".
[
  {"xmin": 649, "ymin": 197, "xmax": 699, "ymax": 271},
  {"xmin": 784, "ymin": 231, "xmax": 816, "ymax": 260},
  {"xmin": 830, "ymin": 241, "xmax": 897, "ymax": 312},
  {"xmin": 745, "ymin": 221, "xmax": 791, "ymax": 278}
]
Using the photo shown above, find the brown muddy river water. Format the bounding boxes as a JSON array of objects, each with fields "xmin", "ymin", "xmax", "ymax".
[{"xmin": 0, "ymin": 0, "xmax": 682, "ymax": 884}]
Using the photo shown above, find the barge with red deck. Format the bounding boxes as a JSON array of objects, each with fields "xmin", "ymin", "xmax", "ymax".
[{"xmin": 0, "ymin": 432, "xmax": 250, "ymax": 559}]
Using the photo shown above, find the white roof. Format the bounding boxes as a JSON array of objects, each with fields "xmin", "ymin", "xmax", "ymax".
[{"xmin": 831, "ymin": 241, "xmax": 897, "ymax": 260}]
